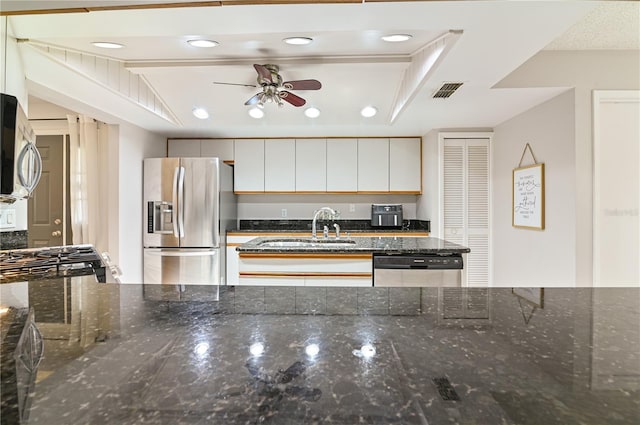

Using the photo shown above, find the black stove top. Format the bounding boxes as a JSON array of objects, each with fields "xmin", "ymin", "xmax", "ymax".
[{"xmin": 0, "ymin": 245, "xmax": 106, "ymax": 283}]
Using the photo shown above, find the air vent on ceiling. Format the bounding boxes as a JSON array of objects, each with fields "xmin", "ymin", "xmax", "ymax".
[{"xmin": 433, "ymin": 82, "xmax": 463, "ymax": 99}]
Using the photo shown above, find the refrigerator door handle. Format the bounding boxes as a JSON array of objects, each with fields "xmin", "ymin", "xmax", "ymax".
[
  {"xmin": 177, "ymin": 166, "xmax": 185, "ymax": 237},
  {"xmin": 172, "ymin": 167, "xmax": 180, "ymax": 237}
]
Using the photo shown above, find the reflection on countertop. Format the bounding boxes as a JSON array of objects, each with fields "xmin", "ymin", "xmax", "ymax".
[{"xmin": 1, "ymin": 278, "xmax": 638, "ymax": 425}]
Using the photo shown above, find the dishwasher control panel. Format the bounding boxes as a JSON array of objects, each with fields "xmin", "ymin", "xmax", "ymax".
[{"xmin": 373, "ymin": 254, "xmax": 463, "ymax": 270}]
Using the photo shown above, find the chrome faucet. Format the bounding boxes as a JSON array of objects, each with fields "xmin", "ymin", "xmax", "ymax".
[
  {"xmin": 333, "ymin": 223, "xmax": 341, "ymax": 239},
  {"xmin": 312, "ymin": 207, "xmax": 337, "ymax": 239}
]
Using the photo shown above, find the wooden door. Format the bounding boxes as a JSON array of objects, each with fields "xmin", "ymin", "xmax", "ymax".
[{"xmin": 28, "ymin": 135, "xmax": 68, "ymax": 247}]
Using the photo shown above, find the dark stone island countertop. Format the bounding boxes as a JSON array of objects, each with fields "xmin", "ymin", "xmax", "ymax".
[
  {"xmin": 1, "ymin": 277, "xmax": 638, "ymax": 425},
  {"xmin": 236, "ymin": 236, "xmax": 470, "ymax": 254}
]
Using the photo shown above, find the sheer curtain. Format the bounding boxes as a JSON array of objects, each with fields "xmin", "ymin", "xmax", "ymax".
[{"xmin": 67, "ymin": 115, "xmax": 107, "ymax": 252}]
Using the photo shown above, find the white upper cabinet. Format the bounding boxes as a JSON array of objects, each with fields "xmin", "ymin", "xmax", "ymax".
[
  {"xmin": 389, "ymin": 138, "xmax": 421, "ymax": 193},
  {"xmin": 201, "ymin": 139, "xmax": 234, "ymax": 162},
  {"xmin": 234, "ymin": 139, "xmax": 264, "ymax": 192},
  {"xmin": 168, "ymin": 138, "xmax": 234, "ymax": 162},
  {"xmin": 167, "ymin": 139, "xmax": 201, "ymax": 157},
  {"xmin": 296, "ymin": 139, "xmax": 326, "ymax": 192},
  {"xmin": 326, "ymin": 139, "xmax": 358, "ymax": 192},
  {"xmin": 177, "ymin": 136, "xmax": 422, "ymax": 194},
  {"xmin": 357, "ymin": 138, "xmax": 389, "ymax": 192},
  {"xmin": 265, "ymin": 139, "xmax": 295, "ymax": 192}
]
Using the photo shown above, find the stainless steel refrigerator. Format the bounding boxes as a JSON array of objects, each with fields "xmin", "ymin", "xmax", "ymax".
[{"xmin": 143, "ymin": 158, "xmax": 236, "ymax": 290}]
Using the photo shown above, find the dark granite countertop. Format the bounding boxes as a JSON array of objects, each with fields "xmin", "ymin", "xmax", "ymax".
[
  {"xmin": 1, "ymin": 277, "xmax": 638, "ymax": 424},
  {"xmin": 231, "ymin": 219, "xmax": 431, "ymax": 234},
  {"xmin": 236, "ymin": 236, "xmax": 471, "ymax": 254}
]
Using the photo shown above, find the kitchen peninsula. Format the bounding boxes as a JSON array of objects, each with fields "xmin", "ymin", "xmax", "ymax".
[
  {"xmin": 235, "ymin": 235, "xmax": 469, "ymax": 287},
  {"xmin": 1, "ymin": 276, "xmax": 638, "ymax": 425}
]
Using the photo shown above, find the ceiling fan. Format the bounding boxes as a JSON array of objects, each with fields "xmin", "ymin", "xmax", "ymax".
[{"xmin": 213, "ymin": 64, "xmax": 322, "ymax": 108}]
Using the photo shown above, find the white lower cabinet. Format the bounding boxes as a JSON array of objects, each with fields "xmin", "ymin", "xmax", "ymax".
[
  {"xmin": 226, "ymin": 235, "xmax": 259, "ymax": 285},
  {"xmin": 237, "ymin": 254, "xmax": 372, "ymax": 287},
  {"xmin": 228, "ymin": 233, "xmax": 429, "ymax": 287}
]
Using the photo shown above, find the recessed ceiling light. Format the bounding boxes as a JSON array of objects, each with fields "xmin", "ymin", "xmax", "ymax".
[
  {"xmin": 91, "ymin": 41, "xmax": 124, "ymax": 49},
  {"xmin": 283, "ymin": 37, "xmax": 313, "ymax": 45},
  {"xmin": 192, "ymin": 107, "xmax": 209, "ymax": 120},
  {"xmin": 248, "ymin": 107, "xmax": 264, "ymax": 119},
  {"xmin": 187, "ymin": 39, "xmax": 219, "ymax": 48},
  {"xmin": 304, "ymin": 107, "xmax": 320, "ymax": 118},
  {"xmin": 381, "ymin": 34, "xmax": 412, "ymax": 43},
  {"xmin": 360, "ymin": 106, "xmax": 378, "ymax": 118}
]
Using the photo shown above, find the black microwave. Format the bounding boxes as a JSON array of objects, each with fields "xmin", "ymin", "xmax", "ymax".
[{"xmin": 1, "ymin": 93, "xmax": 41, "ymax": 203}]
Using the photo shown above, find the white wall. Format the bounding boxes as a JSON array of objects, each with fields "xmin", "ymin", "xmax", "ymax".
[
  {"xmin": 416, "ymin": 130, "xmax": 440, "ymax": 235},
  {"xmin": 496, "ymin": 50, "xmax": 640, "ymax": 286},
  {"xmin": 0, "ymin": 17, "xmax": 27, "ymax": 105},
  {"xmin": 116, "ymin": 124, "xmax": 165, "ymax": 283},
  {"xmin": 492, "ymin": 90, "xmax": 576, "ymax": 286}
]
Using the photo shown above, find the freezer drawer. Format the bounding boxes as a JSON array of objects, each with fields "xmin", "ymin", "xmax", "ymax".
[{"xmin": 144, "ymin": 249, "xmax": 221, "ymax": 285}]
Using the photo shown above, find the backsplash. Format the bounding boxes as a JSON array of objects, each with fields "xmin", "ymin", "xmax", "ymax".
[
  {"xmin": 237, "ymin": 219, "xmax": 430, "ymax": 232},
  {"xmin": 0, "ymin": 230, "xmax": 28, "ymax": 250},
  {"xmin": 236, "ymin": 194, "xmax": 418, "ymax": 220}
]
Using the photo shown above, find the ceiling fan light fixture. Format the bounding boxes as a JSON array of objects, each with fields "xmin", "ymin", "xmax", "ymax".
[
  {"xmin": 91, "ymin": 41, "xmax": 124, "ymax": 49},
  {"xmin": 360, "ymin": 106, "xmax": 378, "ymax": 118},
  {"xmin": 305, "ymin": 107, "xmax": 320, "ymax": 118},
  {"xmin": 187, "ymin": 39, "xmax": 219, "ymax": 48},
  {"xmin": 283, "ymin": 37, "xmax": 313, "ymax": 45},
  {"xmin": 249, "ymin": 107, "xmax": 264, "ymax": 119},
  {"xmin": 381, "ymin": 34, "xmax": 412, "ymax": 43},
  {"xmin": 192, "ymin": 107, "xmax": 209, "ymax": 120}
]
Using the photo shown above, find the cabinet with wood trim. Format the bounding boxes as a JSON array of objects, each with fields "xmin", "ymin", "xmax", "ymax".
[
  {"xmin": 234, "ymin": 139, "xmax": 265, "ymax": 192},
  {"xmin": 238, "ymin": 253, "xmax": 373, "ymax": 287},
  {"xmin": 171, "ymin": 137, "xmax": 422, "ymax": 194},
  {"xmin": 357, "ymin": 138, "xmax": 389, "ymax": 192},
  {"xmin": 390, "ymin": 138, "xmax": 421, "ymax": 192},
  {"xmin": 167, "ymin": 138, "xmax": 234, "ymax": 161},
  {"xmin": 265, "ymin": 139, "xmax": 296, "ymax": 192},
  {"xmin": 296, "ymin": 139, "xmax": 327, "ymax": 191},
  {"xmin": 227, "ymin": 232, "xmax": 429, "ymax": 286},
  {"xmin": 167, "ymin": 138, "xmax": 201, "ymax": 157},
  {"xmin": 326, "ymin": 138, "xmax": 358, "ymax": 192}
]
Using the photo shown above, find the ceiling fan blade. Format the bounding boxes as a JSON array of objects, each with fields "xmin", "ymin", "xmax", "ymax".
[
  {"xmin": 279, "ymin": 91, "xmax": 306, "ymax": 107},
  {"xmin": 213, "ymin": 82, "xmax": 257, "ymax": 88},
  {"xmin": 283, "ymin": 79, "xmax": 322, "ymax": 90},
  {"xmin": 244, "ymin": 93, "xmax": 262, "ymax": 106},
  {"xmin": 253, "ymin": 64, "xmax": 273, "ymax": 84}
]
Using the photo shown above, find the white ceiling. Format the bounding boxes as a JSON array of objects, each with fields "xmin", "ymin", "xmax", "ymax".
[{"xmin": 5, "ymin": 1, "xmax": 639, "ymax": 138}]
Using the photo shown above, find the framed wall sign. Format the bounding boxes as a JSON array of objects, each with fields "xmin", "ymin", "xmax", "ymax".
[{"xmin": 512, "ymin": 144, "xmax": 545, "ymax": 230}]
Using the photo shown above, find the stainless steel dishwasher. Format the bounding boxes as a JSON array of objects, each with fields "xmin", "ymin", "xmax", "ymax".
[{"xmin": 373, "ymin": 253, "xmax": 463, "ymax": 287}]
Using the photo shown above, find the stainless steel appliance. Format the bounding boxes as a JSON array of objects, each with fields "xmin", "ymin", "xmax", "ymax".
[
  {"xmin": 1, "ymin": 93, "xmax": 42, "ymax": 204},
  {"xmin": 0, "ymin": 244, "xmax": 107, "ymax": 283},
  {"xmin": 371, "ymin": 204, "xmax": 403, "ymax": 228},
  {"xmin": 0, "ymin": 307, "xmax": 44, "ymax": 425},
  {"xmin": 373, "ymin": 253, "xmax": 462, "ymax": 287},
  {"xmin": 143, "ymin": 157, "xmax": 236, "ymax": 289}
]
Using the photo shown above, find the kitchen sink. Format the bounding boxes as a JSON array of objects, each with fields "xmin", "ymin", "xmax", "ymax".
[{"xmin": 257, "ymin": 238, "xmax": 356, "ymax": 248}]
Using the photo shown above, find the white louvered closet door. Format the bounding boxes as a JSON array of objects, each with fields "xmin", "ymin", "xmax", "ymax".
[{"xmin": 441, "ymin": 138, "xmax": 490, "ymax": 287}]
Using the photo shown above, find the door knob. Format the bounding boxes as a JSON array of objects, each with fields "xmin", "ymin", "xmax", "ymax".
[
  {"xmin": 54, "ymin": 218, "xmax": 62, "ymax": 225},
  {"xmin": 51, "ymin": 230, "xmax": 62, "ymax": 237}
]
